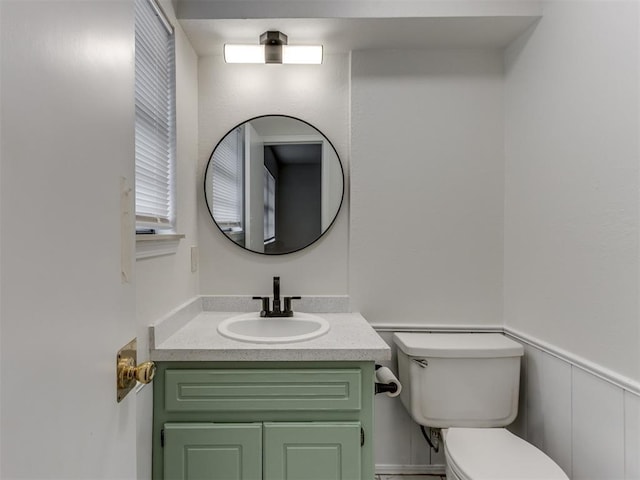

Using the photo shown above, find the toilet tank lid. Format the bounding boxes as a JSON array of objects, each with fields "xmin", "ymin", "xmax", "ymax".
[{"xmin": 393, "ymin": 333, "xmax": 524, "ymax": 358}]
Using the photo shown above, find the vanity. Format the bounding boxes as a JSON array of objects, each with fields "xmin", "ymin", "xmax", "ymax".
[{"xmin": 149, "ymin": 303, "xmax": 391, "ymax": 480}]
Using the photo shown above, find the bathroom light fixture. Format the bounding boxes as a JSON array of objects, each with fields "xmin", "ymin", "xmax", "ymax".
[{"xmin": 224, "ymin": 31, "xmax": 323, "ymax": 65}]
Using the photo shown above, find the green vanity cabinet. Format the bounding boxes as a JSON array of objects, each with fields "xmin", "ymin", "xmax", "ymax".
[{"xmin": 153, "ymin": 361, "xmax": 376, "ymax": 480}]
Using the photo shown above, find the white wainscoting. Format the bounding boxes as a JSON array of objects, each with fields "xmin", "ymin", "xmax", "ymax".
[{"xmin": 372, "ymin": 324, "xmax": 640, "ymax": 479}]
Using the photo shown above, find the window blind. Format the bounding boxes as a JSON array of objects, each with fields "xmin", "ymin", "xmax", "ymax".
[
  {"xmin": 135, "ymin": 0, "xmax": 176, "ymax": 230},
  {"xmin": 211, "ymin": 127, "xmax": 244, "ymax": 231}
]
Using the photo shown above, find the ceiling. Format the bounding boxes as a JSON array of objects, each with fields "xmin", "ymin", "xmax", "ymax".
[{"xmin": 179, "ymin": 16, "xmax": 541, "ymax": 56}]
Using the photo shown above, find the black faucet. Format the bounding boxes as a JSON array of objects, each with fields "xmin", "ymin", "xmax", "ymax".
[
  {"xmin": 253, "ymin": 276, "xmax": 301, "ymax": 317},
  {"xmin": 272, "ymin": 276, "xmax": 281, "ymax": 314}
]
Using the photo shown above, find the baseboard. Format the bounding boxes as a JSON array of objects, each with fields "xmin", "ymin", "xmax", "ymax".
[{"xmin": 375, "ymin": 464, "xmax": 446, "ymax": 475}]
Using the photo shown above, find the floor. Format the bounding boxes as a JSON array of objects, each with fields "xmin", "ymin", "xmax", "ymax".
[{"xmin": 375, "ymin": 476, "xmax": 445, "ymax": 480}]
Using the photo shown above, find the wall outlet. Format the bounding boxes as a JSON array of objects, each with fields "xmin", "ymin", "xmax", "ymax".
[{"xmin": 190, "ymin": 246, "xmax": 198, "ymax": 273}]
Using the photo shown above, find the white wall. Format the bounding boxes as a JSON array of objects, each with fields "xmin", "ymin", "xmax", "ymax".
[
  {"xmin": 504, "ymin": 0, "xmax": 639, "ymax": 382},
  {"xmin": 135, "ymin": 2, "xmax": 200, "ymax": 478},
  {"xmin": 342, "ymin": 49, "xmax": 506, "ymax": 472},
  {"xmin": 350, "ymin": 49, "xmax": 505, "ymax": 325},
  {"xmin": 503, "ymin": 2, "xmax": 640, "ymax": 477},
  {"xmin": 197, "ymin": 54, "xmax": 350, "ymax": 295}
]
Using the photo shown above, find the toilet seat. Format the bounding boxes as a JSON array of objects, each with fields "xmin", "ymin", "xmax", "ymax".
[{"xmin": 444, "ymin": 428, "xmax": 569, "ymax": 480}]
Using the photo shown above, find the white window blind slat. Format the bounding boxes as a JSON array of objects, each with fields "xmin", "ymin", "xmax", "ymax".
[
  {"xmin": 135, "ymin": 103, "xmax": 172, "ymax": 130},
  {"xmin": 135, "ymin": 135, "xmax": 172, "ymax": 161},
  {"xmin": 137, "ymin": 187, "xmax": 171, "ymax": 203},
  {"xmin": 135, "ymin": 0, "xmax": 175, "ymax": 231},
  {"xmin": 136, "ymin": 173, "xmax": 169, "ymax": 188},
  {"xmin": 135, "ymin": 151, "xmax": 171, "ymax": 173}
]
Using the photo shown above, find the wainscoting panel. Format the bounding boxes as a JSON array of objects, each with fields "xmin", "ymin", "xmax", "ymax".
[
  {"xmin": 374, "ymin": 389, "xmax": 414, "ymax": 467},
  {"xmin": 540, "ymin": 353, "xmax": 573, "ymax": 475},
  {"xmin": 523, "ymin": 345, "xmax": 545, "ymax": 449},
  {"xmin": 524, "ymin": 345, "xmax": 573, "ymax": 477},
  {"xmin": 625, "ymin": 391, "xmax": 640, "ymax": 479},
  {"xmin": 572, "ymin": 368, "xmax": 625, "ymax": 480}
]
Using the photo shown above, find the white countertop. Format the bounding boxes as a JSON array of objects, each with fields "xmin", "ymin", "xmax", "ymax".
[{"xmin": 150, "ymin": 311, "xmax": 391, "ymax": 362}]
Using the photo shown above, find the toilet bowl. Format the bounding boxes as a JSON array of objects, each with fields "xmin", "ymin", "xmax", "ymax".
[
  {"xmin": 443, "ymin": 428, "xmax": 568, "ymax": 480},
  {"xmin": 393, "ymin": 333, "xmax": 569, "ymax": 480}
]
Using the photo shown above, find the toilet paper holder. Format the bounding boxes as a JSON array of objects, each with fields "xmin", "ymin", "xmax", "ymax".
[{"xmin": 374, "ymin": 364, "xmax": 400, "ymax": 395}]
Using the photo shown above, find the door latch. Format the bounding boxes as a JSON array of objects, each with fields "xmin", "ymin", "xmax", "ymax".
[{"xmin": 117, "ymin": 338, "xmax": 156, "ymax": 402}]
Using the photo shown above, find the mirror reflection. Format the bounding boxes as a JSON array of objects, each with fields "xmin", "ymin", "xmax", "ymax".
[{"xmin": 204, "ymin": 115, "xmax": 344, "ymax": 255}]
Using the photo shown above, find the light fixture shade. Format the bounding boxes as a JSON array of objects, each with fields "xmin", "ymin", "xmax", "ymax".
[
  {"xmin": 224, "ymin": 32, "xmax": 323, "ymax": 65},
  {"xmin": 224, "ymin": 44, "xmax": 265, "ymax": 64},
  {"xmin": 282, "ymin": 45, "xmax": 323, "ymax": 64}
]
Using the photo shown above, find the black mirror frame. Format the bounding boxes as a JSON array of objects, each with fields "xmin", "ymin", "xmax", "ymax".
[{"xmin": 203, "ymin": 114, "xmax": 345, "ymax": 256}]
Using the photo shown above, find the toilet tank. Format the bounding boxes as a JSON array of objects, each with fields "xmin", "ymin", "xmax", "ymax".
[{"xmin": 393, "ymin": 333, "xmax": 524, "ymax": 428}]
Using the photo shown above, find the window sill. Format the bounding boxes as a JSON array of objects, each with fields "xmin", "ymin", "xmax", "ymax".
[{"xmin": 136, "ymin": 233, "xmax": 185, "ymax": 260}]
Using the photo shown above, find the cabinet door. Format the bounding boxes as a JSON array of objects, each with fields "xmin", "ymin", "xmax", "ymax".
[
  {"xmin": 163, "ymin": 423, "xmax": 262, "ymax": 480},
  {"xmin": 263, "ymin": 422, "xmax": 361, "ymax": 480}
]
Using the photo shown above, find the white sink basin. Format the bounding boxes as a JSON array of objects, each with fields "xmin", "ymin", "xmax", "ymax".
[{"xmin": 217, "ymin": 312, "xmax": 330, "ymax": 344}]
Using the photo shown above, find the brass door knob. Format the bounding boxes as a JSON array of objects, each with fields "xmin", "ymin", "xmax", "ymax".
[{"xmin": 117, "ymin": 358, "xmax": 156, "ymax": 389}]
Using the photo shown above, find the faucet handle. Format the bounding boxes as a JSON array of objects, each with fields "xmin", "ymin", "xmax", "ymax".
[
  {"xmin": 283, "ymin": 296, "xmax": 302, "ymax": 316},
  {"xmin": 252, "ymin": 296, "xmax": 270, "ymax": 317}
]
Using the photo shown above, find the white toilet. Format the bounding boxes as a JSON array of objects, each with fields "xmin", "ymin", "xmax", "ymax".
[{"xmin": 393, "ymin": 332, "xmax": 569, "ymax": 480}]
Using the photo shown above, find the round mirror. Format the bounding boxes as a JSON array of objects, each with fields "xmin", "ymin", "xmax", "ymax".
[{"xmin": 204, "ymin": 115, "xmax": 344, "ymax": 255}]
